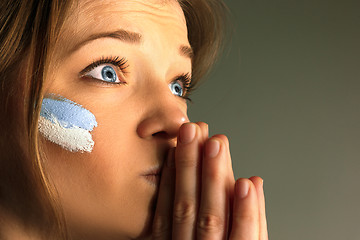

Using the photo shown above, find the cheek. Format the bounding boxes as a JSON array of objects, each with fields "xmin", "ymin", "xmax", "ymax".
[
  {"xmin": 38, "ymin": 94, "xmax": 98, "ymax": 152},
  {"xmin": 40, "ymin": 93, "xmax": 155, "ymax": 236}
]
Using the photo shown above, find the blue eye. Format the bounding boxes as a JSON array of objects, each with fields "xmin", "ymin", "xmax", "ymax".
[
  {"xmin": 84, "ymin": 64, "xmax": 120, "ymax": 83},
  {"xmin": 169, "ymin": 81, "xmax": 184, "ymax": 97}
]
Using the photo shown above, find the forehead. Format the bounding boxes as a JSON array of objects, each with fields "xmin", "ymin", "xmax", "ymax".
[
  {"xmin": 57, "ymin": 0, "xmax": 188, "ymax": 55},
  {"xmin": 77, "ymin": 0, "xmax": 186, "ymax": 26}
]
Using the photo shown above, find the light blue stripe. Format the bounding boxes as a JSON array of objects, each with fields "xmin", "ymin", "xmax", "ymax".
[{"xmin": 40, "ymin": 94, "xmax": 97, "ymax": 131}]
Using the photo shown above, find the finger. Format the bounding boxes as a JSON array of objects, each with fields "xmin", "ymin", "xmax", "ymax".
[
  {"xmin": 196, "ymin": 121, "xmax": 209, "ymax": 143},
  {"xmin": 152, "ymin": 148, "xmax": 176, "ymax": 240},
  {"xmin": 249, "ymin": 176, "xmax": 268, "ymax": 240},
  {"xmin": 197, "ymin": 137, "xmax": 228, "ymax": 239},
  {"xmin": 211, "ymin": 134, "xmax": 234, "ymax": 179},
  {"xmin": 230, "ymin": 178, "xmax": 259, "ymax": 240},
  {"xmin": 227, "ymin": 179, "xmax": 235, "ymax": 240},
  {"xmin": 173, "ymin": 123, "xmax": 202, "ymax": 240},
  {"xmin": 211, "ymin": 134, "xmax": 229, "ymax": 149},
  {"xmin": 211, "ymin": 134, "xmax": 235, "ymax": 239}
]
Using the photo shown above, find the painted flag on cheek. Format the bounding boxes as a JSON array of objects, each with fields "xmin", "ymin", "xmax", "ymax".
[{"xmin": 38, "ymin": 94, "xmax": 98, "ymax": 153}]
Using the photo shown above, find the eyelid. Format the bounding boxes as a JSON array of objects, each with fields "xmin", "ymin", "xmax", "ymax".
[
  {"xmin": 173, "ymin": 73, "xmax": 191, "ymax": 85},
  {"xmin": 78, "ymin": 56, "xmax": 129, "ymax": 85},
  {"xmin": 79, "ymin": 56, "xmax": 129, "ymax": 76},
  {"xmin": 172, "ymin": 73, "xmax": 193, "ymax": 100}
]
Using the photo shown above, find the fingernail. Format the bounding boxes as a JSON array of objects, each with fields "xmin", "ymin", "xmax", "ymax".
[
  {"xmin": 166, "ymin": 148, "xmax": 175, "ymax": 168},
  {"xmin": 205, "ymin": 139, "xmax": 220, "ymax": 158},
  {"xmin": 237, "ymin": 179, "xmax": 249, "ymax": 199},
  {"xmin": 179, "ymin": 123, "xmax": 196, "ymax": 144}
]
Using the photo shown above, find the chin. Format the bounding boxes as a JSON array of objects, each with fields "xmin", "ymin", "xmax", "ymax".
[
  {"xmin": 109, "ymin": 187, "xmax": 156, "ymax": 240},
  {"xmin": 130, "ymin": 199, "xmax": 157, "ymax": 239}
]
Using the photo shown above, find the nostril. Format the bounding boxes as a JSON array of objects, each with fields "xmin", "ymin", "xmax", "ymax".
[
  {"xmin": 152, "ymin": 131, "xmax": 169, "ymax": 138},
  {"xmin": 152, "ymin": 130, "xmax": 180, "ymax": 141}
]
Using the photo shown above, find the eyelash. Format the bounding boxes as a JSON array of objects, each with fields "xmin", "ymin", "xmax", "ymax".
[
  {"xmin": 79, "ymin": 56, "xmax": 129, "ymax": 78},
  {"xmin": 175, "ymin": 73, "xmax": 193, "ymax": 102},
  {"xmin": 79, "ymin": 56, "xmax": 193, "ymax": 102}
]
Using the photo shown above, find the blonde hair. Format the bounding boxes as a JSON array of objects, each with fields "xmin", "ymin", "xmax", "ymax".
[{"xmin": 0, "ymin": 0, "xmax": 228, "ymax": 238}]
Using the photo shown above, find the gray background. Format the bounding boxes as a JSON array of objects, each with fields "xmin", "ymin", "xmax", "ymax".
[{"xmin": 188, "ymin": 0, "xmax": 360, "ymax": 239}]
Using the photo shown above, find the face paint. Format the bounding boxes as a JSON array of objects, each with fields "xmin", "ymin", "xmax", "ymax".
[{"xmin": 38, "ymin": 94, "xmax": 98, "ymax": 153}]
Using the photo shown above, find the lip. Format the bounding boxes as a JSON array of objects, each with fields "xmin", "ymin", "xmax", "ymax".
[{"xmin": 141, "ymin": 166, "xmax": 162, "ymax": 186}]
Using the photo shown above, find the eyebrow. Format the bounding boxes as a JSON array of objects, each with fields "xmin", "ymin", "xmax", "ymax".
[
  {"xmin": 69, "ymin": 29, "xmax": 193, "ymax": 60},
  {"xmin": 179, "ymin": 45, "xmax": 194, "ymax": 60},
  {"xmin": 70, "ymin": 29, "xmax": 142, "ymax": 54}
]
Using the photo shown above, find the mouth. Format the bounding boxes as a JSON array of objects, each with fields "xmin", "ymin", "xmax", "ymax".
[{"xmin": 141, "ymin": 166, "xmax": 162, "ymax": 186}]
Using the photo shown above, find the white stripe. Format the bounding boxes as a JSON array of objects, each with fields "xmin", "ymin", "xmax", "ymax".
[{"xmin": 38, "ymin": 116, "xmax": 95, "ymax": 153}]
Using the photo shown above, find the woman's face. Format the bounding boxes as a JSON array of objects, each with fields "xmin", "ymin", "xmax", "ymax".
[{"xmin": 42, "ymin": 0, "xmax": 191, "ymax": 238}]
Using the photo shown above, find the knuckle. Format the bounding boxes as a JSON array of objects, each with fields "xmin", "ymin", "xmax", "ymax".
[
  {"xmin": 177, "ymin": 156, "xmax": 199, "ymax": 168},
  {"xmin": 152, "ymin": 215, "xmax": 170, "ymax": 238},
  {"xmin": 197, "ymin": 212, "xmax": 224, "ymax": 233},
  {"xmin": 173, "ymin": 199, "xmax": 196, "ymax": 224},
  {"xmin": 205, "ymin": 152, "xmax": 226, "ymax": 181},
  {"xmin": 207, "ymin": 164, "xmax": 225, "ymax": 182},
  {"xmin": 234, "ymin": 214, "xmax": 257, "ymax": 226}
]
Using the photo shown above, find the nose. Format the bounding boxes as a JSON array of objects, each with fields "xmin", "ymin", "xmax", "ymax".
[{"xmin": 136, "ymin": 96, "xmax": 189, "ymax": 141}]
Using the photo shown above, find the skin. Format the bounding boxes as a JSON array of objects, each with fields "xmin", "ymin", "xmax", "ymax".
[{"xmin": 37, "ymin": 0, "xmax": 269, "ymax": 239}]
